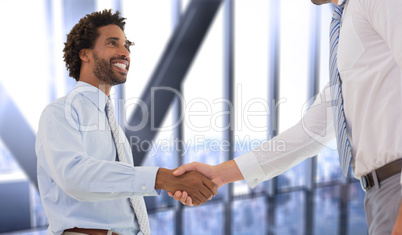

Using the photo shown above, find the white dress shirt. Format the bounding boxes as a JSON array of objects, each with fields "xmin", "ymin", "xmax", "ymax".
[
  {"xmin": 235, "ymin": 0, "xmax": 402, "ymax": 188},
  {"xmin": 36, "ymin": 82, "xmax": 159, "ymax": 235}
]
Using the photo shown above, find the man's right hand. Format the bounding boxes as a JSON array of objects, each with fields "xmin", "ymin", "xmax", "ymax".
[
  {"xmin": 167, "ymin": 160, "xmax": 244, "ymax": 206},
  {"xmin": 155, "ymin": 168, "xmax": 218, "ymax": 206}
]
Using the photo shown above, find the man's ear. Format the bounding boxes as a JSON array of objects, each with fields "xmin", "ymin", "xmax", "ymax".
[{"xmin": 79, "ymin": 49, "xmax": 91, "ymax": 62}]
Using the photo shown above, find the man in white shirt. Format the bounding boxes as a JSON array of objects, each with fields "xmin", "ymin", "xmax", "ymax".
[{"xmin": 169, "ymin": 0, "xmax": 402, "ymax": 234}]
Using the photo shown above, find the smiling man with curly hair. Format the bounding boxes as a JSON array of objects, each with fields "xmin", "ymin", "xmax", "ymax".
[{"xmin": 63, "ymin": 9, "xmax": 133, "ymax": 82}]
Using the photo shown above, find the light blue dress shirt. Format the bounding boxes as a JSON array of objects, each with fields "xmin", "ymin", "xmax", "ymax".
[{"xmin": 36, "ymin": 82, "xmax": 159, "ymax": 235}]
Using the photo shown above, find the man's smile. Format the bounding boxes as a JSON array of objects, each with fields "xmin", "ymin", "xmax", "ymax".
[{"xmin": 111, "ymin": 59, "xmax": 129, "ymax": 73}]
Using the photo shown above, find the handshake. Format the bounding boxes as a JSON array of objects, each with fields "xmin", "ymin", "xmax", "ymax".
[{"xmin": 155, "ymin": 160, "xmax": 243, "ymax": 206}]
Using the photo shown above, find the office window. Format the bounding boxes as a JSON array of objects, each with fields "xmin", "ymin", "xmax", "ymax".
[
  {"xmin": 318, "ymin": 4, "xmax": 332, "ymax": 91},
  {"xmin": 348, "ymin": 182, "xmax": 367, "ymax": 235},
  {"xmin": 233, "ymin": 0, "xmax": 270, "ymax": 196},
  {"xmin": 275, "ymin": 191, "xmax": 305, "ymax": 235},
  {"xmin": 181, "ymin": 4, "xmax": 224, "ymax": 168},
  {"xmin": 63, "ymin": 0, "xmax": 96, "ymax": 93},
  {"xmin": 0, "ymin": 0, "xmax": 51, "ymax": 232},
  {"xmin": 0, "ymin": 1, "xmax": 369, "ymax": 234},
  {"xmin": 276, "ymin": 0, "xmax": 314, "ymax": 190},
  {"xmin": 183, "ymin": 203, "xmax": 224, "ymax": 235},
  {"xmin": 314, "ymin": 186, "xmax": 340, "ymax": 235},
  {"xmin": 149, "ymin": 210, "xmax": 175, "ymax": 235},
  {"xmin": 122, "ymin": 0, "xmax": 173, "ymax": 114},
  {"xmin": 0, "ymin": 141, "xmax": 20, "ymax": 173},
  {"xmin": 141, "ymin": 110, "xmax": 177, "ymax": 171},
  {"xmin": 232, "ymin": 197, "xmax": 267, "ymax": 235},
  {"xmin": 121, "ymin": 0, "xmax": 178, "ymax": 212},
  {"xmin": 316, "ymin": 143, "xmax": 343, "ymax": 183},
  {"xmin": 143, "ymin": 109, "xmax": 176, "ymax": 210},
  {"xmin": 178, "ymin": 3, "xmax": 226, "ymax": 233},
  {"xmin": 0, "ymin": 0, "xmax": 52, "ymax": 131}
]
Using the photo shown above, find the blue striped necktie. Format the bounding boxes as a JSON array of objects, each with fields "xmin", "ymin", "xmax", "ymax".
[{"xmin": 329, "ymin": 0, "xmax": 353, "ymax": 177}]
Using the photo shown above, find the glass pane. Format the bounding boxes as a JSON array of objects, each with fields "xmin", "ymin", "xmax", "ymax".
[
  {"xmin": 277, "ymin": 0, "xmax": 313, "ymax": 190},
  {"xmin": 183, "ymin": 203, "xmax": 223, "ymax": 235},
  {"xmin": 316, "ymin": 140, "xmax": 343, "ymax": 183},
  {"xmin": 233, "ymin": 0, "xmax": 270, "ymax": 196},
  {"xmin": 142, "ymin": 107, "xmax": 176, "ymax": 170},
  {"xmin": 149, "ymin": 210, "xmax": 175, "ymax": 235},
  {"xmin": 0, "ymin": 0, "xmax": 52, "ymax": 131},
  {"xmin": 279, "ymin": 0, "xmax": 310, "ymax": 131},
  {"xmin": 277, "ymin": 161, "xmax": 306, "ymax": 190},
  {"xmin": 314, "ymin": 186, "xmax": 340, "ymax": 235},
  {"xmin": 319, "ymin": 4, "xmax": 334, "ymax": 91},
  {"xmin": 0, "ymin": 141, "xmax": 21, "ymax": 174},
  {"xmin": 143, "ymin": 108, "xmax": 176, "ymax": 209},
  {"xmin": 348, "ymin": 182, "xmax": 367, "ymax": 235},
  {"xmin": 182, "ymin": 1, "xmax": 224, "ymax": 187},
  {"xmin": 232, "ymin": 197, "xmax": 266, "ymax": 235},
  {"xmin": 122, "ymin": 0, "xmax": 173, "ymax": 116},
  {"xmin": 122, "ymin": 0, "xmax": 176, "ymax": 210},
  {"xmin": 63, "ymin": 0, "xmax": 97, "ymax": 92},
  {"xmin": 275, "ymin": 191, "xmax": 305, "ymax": 235}
]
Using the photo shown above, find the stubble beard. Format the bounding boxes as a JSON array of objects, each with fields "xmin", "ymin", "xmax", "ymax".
[{"xmin": 93, "ymin": 52, "xmax": 127, "ymax": 86}]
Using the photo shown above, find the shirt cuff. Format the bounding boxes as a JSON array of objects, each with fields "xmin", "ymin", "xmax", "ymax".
[
  {"xmin": 134, "ymin": 166, "xmax": 160, "ymax": 196},
  {"xmin": 234, "ymin": 151, "xmax": 266, "ymax": 189}
]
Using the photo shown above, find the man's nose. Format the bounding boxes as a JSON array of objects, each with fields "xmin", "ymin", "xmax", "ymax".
[{"xmin": 118, "ymin": 45, "xmax": 130, "ymax": 59}]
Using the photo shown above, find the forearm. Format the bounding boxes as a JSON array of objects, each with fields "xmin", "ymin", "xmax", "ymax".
[
  {"xmin": 168, "ymin": 161, "xmax": 241, "ymax": 206},
  {"xmin": 215, "ymin": 160, "xmax": 244, "ymax": 186},
  {"xmin": 38, "ymin": 140, "xmax": 159, "ymax": 201},
  {"xmin": 234, "ymin": 84, "xmax": 335, "ymax": 188},
  {"xmin": 54, "ymin": 158, "xmax": 159, "ymax": 201},
  {"xmin": 155, "ymin": 168, "xmax": 174, "ymax": 190}
]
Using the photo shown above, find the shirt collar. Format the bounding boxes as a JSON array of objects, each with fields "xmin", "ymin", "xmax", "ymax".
[{"xmin": 75, "ymin": 81, "xmax": 108, "ymax": 113}]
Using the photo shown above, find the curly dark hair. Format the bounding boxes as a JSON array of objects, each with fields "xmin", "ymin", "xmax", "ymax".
[{"xmin": 63, "ymin": 9, "xmax": 130, "ymax": 81}]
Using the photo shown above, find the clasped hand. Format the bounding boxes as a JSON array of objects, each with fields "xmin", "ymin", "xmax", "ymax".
[
  {"xmin": 168, "ymin": 162, "xmax": 224, "ymax": 207},
  {"xmin": 155, "ymin": 167, "xmax": 218, "ymax": 206}
]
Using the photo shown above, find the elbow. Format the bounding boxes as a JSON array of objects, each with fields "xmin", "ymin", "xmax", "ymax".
[
  {"xmin": 56, "ymin": 157, "xmax": 94, "ymax": 201},
  {"xmin": 61, "ymin": 180, "xmax": 92, "ymax": 202}
]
